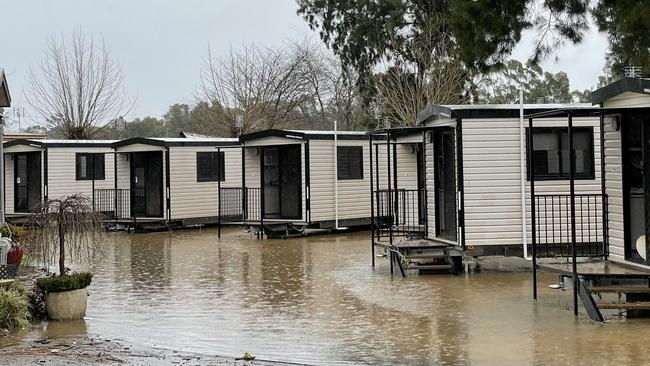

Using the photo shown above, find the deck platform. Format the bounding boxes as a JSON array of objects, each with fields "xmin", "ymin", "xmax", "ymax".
[
  {"xmin": 374, "ymin": 238, "xmax": 452, "ymax": 249},
  {"xmin": 538, "ymin": 260, "xmax": 650, "ymax": 278}
]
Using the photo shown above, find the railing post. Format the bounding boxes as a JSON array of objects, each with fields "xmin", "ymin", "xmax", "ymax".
[
  {"xmin": 387, "ymin": 131, "xmax": 393, "ymax": 275},
  {"xmin": 599, "ymin": 113, "xmax": 608, "ymax": 258},
  {"xmin": 260, "ymin": 147, "xmax": 265, "ymax": 240},
  {"xmin": 568, "ymin": 112, "xmax": 579, "ymax": 316},
  {"xmin": 528, "ymin": 118, "xmax": 538, "ymax": 300}
]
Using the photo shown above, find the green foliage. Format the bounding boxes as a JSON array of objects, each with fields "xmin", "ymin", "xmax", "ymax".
[
  {"xmin": 36, "ymin": 272, "xmax": 93, "ymax": 293},
  {"xmin": 27, "ymin": 285, "xmax": 47, "ymax": 320},
  {"xmin": 0, "ymin": 284, "xmax": 31, "ymax": 332},
  {"xmin": 473, "ymin": 60, "xmax": 589, "ymax": 104},
  {"xmin": 593, "ymin": 0, "xmax": 650, "ymax": 77},
  {"xmin": 0, "ymin": 224, "xmax": 27, "ymax": 245}
]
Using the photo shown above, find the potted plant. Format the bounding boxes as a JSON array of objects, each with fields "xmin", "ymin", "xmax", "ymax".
[
  {"xmin": 26, "ymin": 194, "xmax": 104, "ymax": 321},
  {"xmin": 1, "ymin": 224, "xmax": 27, "ymax": 270}
]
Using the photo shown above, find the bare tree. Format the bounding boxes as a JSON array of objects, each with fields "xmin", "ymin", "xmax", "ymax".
[
  {"xmin": 26, "ymin": 195, "xmax": 105, "ymax": 276},
  {"xmin": 196, "ymin": 43, "xmax": 312, "ymax": 136},
  {"xmin": 27, "ymin": 32, "xmax": 133, "ymax": 139},
  {"xmin": 373, "ymin": 20, "xmax": 469, "ymax": 127}
]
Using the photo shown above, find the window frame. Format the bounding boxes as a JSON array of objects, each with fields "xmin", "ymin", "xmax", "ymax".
[
  {"xmin": 526, "ymin": 126, "xmax": 595, "ymax": 181},
  {"xmin": 196, "ymin": 151, "xmax": 225, "ymax": 182},
  {"xmin": 337, "ymin": 146, "xmax": 364, "ymax": 180},
  {"xmin": 75, "ymin": 153, "xmax": 105, "ymax": 181}
]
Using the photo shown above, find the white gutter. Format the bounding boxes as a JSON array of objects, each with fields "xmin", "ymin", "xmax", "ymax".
[
  {"xmin": 334, "ymin": 119, "xmax": 339, "ymax": 229},
  {"xmin": 519, "ymin": 89, "xmax": 529, "ymax": 259}
]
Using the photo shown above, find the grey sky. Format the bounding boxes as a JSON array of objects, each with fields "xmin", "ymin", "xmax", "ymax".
[{"xmin": 1, "ymin": 0, "xmax": 608, "ymax": 126}]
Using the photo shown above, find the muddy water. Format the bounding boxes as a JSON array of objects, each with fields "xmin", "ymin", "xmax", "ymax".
[{"xmin": 4, "ymin": 228, "xmax": 650, "ymax": 365}]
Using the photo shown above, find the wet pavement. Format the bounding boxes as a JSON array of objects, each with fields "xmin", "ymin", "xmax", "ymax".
[{"xmin": 3, "ymin": 227, "xmax": 650, "ymax": 365}]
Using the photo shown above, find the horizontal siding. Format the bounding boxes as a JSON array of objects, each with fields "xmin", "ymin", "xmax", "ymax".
[
  {"xmin": 46, "ymin": 148, "xmax": 115, "ymax": 200},
  {"xmin": 169, "ymin": 146, "xmax": 242, "ymax": 220},
  {"xmin": 115, "ymin": 143, "xmax": 165, "ymax": 152},
  {"xmin": 604, "ymin": 92, "xmax": 650, "ymax": 108},
  {"xmin": 462, "ymin": 116, "xmax": 603, "ymax": 248},
  {"xmin": 601, "ymin": 114, "xmax": 625, "ymax": 263},
  {"xmin": 309, "ymin": 140, "xmax": 371, "ymax": 222}
]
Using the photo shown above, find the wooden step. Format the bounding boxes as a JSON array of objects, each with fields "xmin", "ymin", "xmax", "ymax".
[
  {"xmin": 598, "ymin": 301, "xmax": 650, "ymax": 310},
  {"xmin": 403, "ymin": 251, "xmax": 447, "ymax": 259},
  {"xmin": 590, "ymin": 286, "xmax": 650, "ymax": 294},
  {"xmin": 407, "ymin": 264, "xmax": 452, "ymax": 270}
]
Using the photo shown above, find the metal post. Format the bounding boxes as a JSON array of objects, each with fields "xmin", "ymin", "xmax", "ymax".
[
  {"xmin": 241, "ymin": 147, "xmax": 246, "ymax": 222},
  {"xmin": 568, "ymin": 112, "xmax": 579, "ymax": 316},
  {"xmin": 387, "ymin": 131, "xmax": 393, "ymax": 275},
  {"xmin": 91, "ymin": 154, "xmax": 96, "ymax": 212},
  {"xmin": 113, "ymin": 151, "xmax": 118, "ymax": 226},
  {"xmin": 259, "ymin": 148, "xmax": 265, "ymax": 240},
  {"xmin": 369, "ymin": 133, "xmax": 375, "ymax": 267},
  {"xmin": 528, "ymin": 118, "xmax": 538, "ymax": 300},
  {"xmin": 217, "ymin": 148, "xmax": 222, "ymax": 239}
]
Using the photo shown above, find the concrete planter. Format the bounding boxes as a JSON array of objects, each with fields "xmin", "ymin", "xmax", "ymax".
[{"xmin": 46, "ymin": 288, "xmax": 88, "ymax": 320}]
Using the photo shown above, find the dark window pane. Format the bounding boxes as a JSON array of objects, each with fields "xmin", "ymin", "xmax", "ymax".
[
  {"xmin": 197, "ymin": 152, "xmax": 225, "ymax": 182},
  {"xmin": 528, "ymin": 127, "xmax": 594, "ymax": 180},
  {"xmin": 337, "ymin": 146, "xmax": 363, "ymax": 180}
]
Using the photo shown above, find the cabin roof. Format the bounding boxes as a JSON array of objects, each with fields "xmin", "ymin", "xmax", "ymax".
[
  {"xmin": 0, "ymin": 68, "xmax": 10, "ymax": 107},
  {"xmin": 417, "ymin": 103, "xmax": 594, "ymax": 125},
  {"xmin": 524, "ymin": 106, "xmax": 650, "ymax": 119},
  {"xmin": 239, "ymin": 129, "xmax": 367, "ymax": 142},
  {"xmin": 112, "ymin": 136, "xmax": 239, "ymax": 148},
  {"xmin": 590, "ymin": 77, "xmax": 650, "ymax": 105},
  {"xmin": 3, "ymin": 138, "xmax": 117, "ymax": 148}
]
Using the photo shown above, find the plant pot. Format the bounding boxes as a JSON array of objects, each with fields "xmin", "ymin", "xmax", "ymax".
[
  {"xmin": 6, "ymin": 247, "xmax": 24, "ymax": 269},
  {"xmin": 45, "ymin": 288, "xmax": 88, "ymax": 320}
]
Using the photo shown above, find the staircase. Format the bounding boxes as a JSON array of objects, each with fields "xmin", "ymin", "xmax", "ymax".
[
  {"xmin": 558, "ymin": 274, "xmax": 650, "ymax": 321},
  {"xmin": 390, "ymin": 239, "xmax": 462, "ymax": 276}
]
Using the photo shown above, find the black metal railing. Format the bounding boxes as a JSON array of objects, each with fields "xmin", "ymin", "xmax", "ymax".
[
  {"xmin": 534, "ymin": 193, "xmax": 607, "ymax": 258},
  {"xmin": 93, "ymin": 188, "xmax": 132, "ymax": 220},
  {"xmin": 374, "ymin": 188, "xmax": 427, "ymax": 239},
  {"xmin": 218, "ymin": 187, "xmax": 262, "ymax": 223}
]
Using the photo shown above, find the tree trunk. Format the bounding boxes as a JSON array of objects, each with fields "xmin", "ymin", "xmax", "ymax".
[{"xmin": 59, "ymin": 219, "xmax": 65, "ymax": 276}]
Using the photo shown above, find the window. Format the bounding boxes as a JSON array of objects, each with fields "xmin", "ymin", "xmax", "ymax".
[
  {"xmin": 527, "ymin": 127, "xmax": 594, "ymax": 180},
  {"xmin": 197, "ymin": 152, "xmax": 225, "ymax": 182},
  {"xmin": 337, "ymin": 146, "xmax": 363, "ymax": 180},
  {"xmin": 75, "ymin": 153, "xmax": 105, "ymax": 180}
]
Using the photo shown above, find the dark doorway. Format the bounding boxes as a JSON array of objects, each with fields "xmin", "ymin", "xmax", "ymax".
[
  {"xmin": 130, "ymin": 151, "xmax": 163, "ymax": 217},
  {"xmin": 622, "ymin": 115, "xmax": 650, "ymax": 265},
  {"xmin": 14, "ymin": 152, "xmax": 41, "ymax": 213},
  {"xmin": 434, "ymin": 129, "xmax": 457, "ymax": 241},
  {"xmin": 262, "ymin": 145, "xmax": 302, "ymax": 219}
]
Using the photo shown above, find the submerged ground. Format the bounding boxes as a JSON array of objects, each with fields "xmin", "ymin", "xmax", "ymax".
[{"xmin": 2, "ymin": 228, "xmax": 649, "ymax": 365}]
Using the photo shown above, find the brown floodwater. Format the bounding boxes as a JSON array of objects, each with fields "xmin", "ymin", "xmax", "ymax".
[{"xmin": 3, "ymin": 227, "xmax": 650, "ymax": 365}]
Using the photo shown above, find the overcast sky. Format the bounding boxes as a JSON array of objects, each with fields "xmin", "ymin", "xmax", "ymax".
[{"xmin": 1, "ymin": 0, "xmax": 609, "ymax": 126}]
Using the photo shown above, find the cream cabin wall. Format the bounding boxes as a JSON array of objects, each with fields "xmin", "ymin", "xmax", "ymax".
[
  {"xmin": 46, "ymin": 148, "xmax": 115, "ymax": 201},
  {"xmin": 168, "ymin": 146, "xmax": 242, "ymax": 220},
  {"xmin": 461, "ymin": 117, "xmax": 602, "ymax": 248},
  {"xmin": 309, "ymin": 139, "xmax": 371, "ymax": 222}
]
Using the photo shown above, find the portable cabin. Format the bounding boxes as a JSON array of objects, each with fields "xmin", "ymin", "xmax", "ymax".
[
  {"xmin": 2, "ymin": 139, "xmax": 116, "ymax": 221},
  {"xmin": 370, "ymin": 104, "xmax": 605, "ymax": 274},
  {"xmin": 218, "ymin": 129, "xmax": 371, "ymax": 237},
  {"xmin": 99, "ymin": 137, "xmax": 240, "ymax": 229}
]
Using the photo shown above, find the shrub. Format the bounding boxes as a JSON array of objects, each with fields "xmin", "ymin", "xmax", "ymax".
[
  {"xmin": 0, "ymin": 224, "xmax": 27, "ymax": 245},
  {"xmin": 0, "ymin": 284, "xmax": 31, "ymax": 332},
  {"xmin": 27, "ymin": 286, "xmax": 47, "ymax": 320},
  {"xmin": 36, "ymin": 272, "xmax": 93, "ymax": 293}
]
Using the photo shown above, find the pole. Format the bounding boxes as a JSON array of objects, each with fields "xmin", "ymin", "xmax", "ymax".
[
  {"xmin": 369, "ymin": 133, "xmax": 375, "ymax": 267},
  {"xmin": 387, "ymin": 130, "xmax": 393, "ymax": 275},
  {"xmin": 217, "ymin": 148, "xmax": 222, "ymax": 239},
  {"xmin": 528, "ymin": 118, "xmax": 538, "ymax": 300},
  {"xmin": 519, "ymin": 89, "xmax": 528, "ymax": 258},
  {"xmin": 334, "ymin": 120, "xmax": 339, "ymax": 229},
  {"xmin": 569, "ymin": 112, "xmax": 579, "ymax": 316}
]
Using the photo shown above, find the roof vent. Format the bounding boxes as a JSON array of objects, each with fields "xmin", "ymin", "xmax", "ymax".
[{"xmin": 624, "ymin": 65, "xmax": 644, "ymax": 78}]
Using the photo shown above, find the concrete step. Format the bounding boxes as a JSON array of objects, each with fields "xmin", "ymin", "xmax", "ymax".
[
  {"xmin": 598, "ymin": 301, "xmax": 650, "ymax": 310},
  {"xmin": 591, "ymin": 286, "xmax": 650, "ymax": 294},
  {"xmin": 402, "ymin": 251, "xmax": 448, "ymax": 259}
]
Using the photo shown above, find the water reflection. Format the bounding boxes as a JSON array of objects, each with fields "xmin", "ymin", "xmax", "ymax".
[{"xmin": 3, "ymin": 228, "xmax": 650, "ymax": 365}]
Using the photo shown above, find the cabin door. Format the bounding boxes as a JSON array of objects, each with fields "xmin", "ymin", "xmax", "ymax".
[
  {"xmin": 434, "ymin": 129, "xmax": 457, "ymax": 241},
  {"xmin": 130, "ymin": 152, "xmax": 163, "ymax": 217},
  {"xmin": 263, "ymin": 145, "xmax": 302, "ymax": 220},
  {"xmin": 621, "ymin": 115, "xmax": 650, "ymax": 265},
  {"xmin": 14, "ymin": 152, "xmax": 41, "ymax": 213}
]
